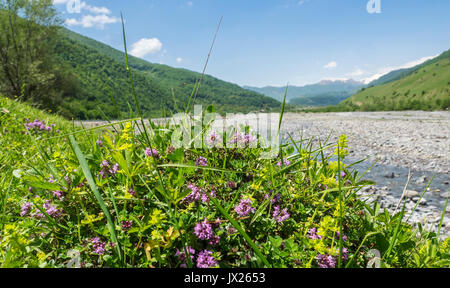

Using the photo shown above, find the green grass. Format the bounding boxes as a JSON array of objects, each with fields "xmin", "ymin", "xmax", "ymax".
[
  {"xmin": 1, "ymin": 95, "xmax": 449, "ymax": 268},
  {"xmin": 339, "ymin": 57, "xmax": 450, "ymax": 111}
]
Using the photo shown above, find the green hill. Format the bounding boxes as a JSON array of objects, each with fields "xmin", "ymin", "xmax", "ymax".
[
  {"xmin": 368, "ymin": 50, "xmax": 450, "ymax": 87},
  {"xmin": 339, "ymin": 51, "xmax": 450, "ymax": 111},
  {"xmin": 53, "ymin": 28, "xmax": 280, "ymax": 119}
]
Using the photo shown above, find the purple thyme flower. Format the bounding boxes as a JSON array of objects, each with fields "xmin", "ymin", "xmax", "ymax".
[
  {"xmin": 52, "ymin": 190, "xmax": 64, "ymax": 200},
  {"xmin": 243, "ymin": 134, "xmax": 257, "ymax": 145},
  {"xmin": 335, "ymin": 232, "xmax": 348, "ymax": 242},
  {"xmin": 340, "ymin": 171, "xmax": 347, "ymax": 178},
  {"xmin": 307, "ymin": 228, "xmax": 322, "ymax": 240},
  {"xmin": 195, "ymin": 156, "xmax": 208, "ymax": 167},
  {"xmin": 145, "ymin": 147, "xmax": 160, "ymax": 158},
  {"xmin": 234, "ymin": 199, "xmax": 255, "ymax": 217},
  {"xmin": 128, "ymin": 187, "xmax": 137, "ymax": 197},
  {"xmin": 20, "ymin": 202, "xmax": 33, "ymax": 216},
  {"xmin": 207, "ymin": 131, "xmax": 221, "ymax": 147},
  {"xmin": 277, "ymin": 159, "xmax": 291, "ymax": 167},
  {"xmin": 194, "ymin": 219, "xmax": 214, "ymax": 241},
  {"xmin": 96, "ymin": 139, "xmax": 103, "ymax": 147},
  {"xmin": 316, "ymin": 254, "xmax": 336, "ymax": 268},
  {"xmin": 208, "ymin": 235, "xmax": 221, "ymax": 246},
  {"xmin": 227, "ymin": 181, "xmax": 237, "ymax": 190},
  {"xmin": 273, "ymin": 205, "xmax": 290, "ymax": 223},
  {"xmin": 90, "ymin": 237, "xmax": 107, "ymax": 255},
  {"xmin": 176, "ymin": 246, "xmax": 196, "ymax": 267},
  {"xmin": 121, "ymin": 220, "xmax": 132, "ymax": 230},
  {"xmin": 196, "ymin": 250, "xmax": 218, "ymax": 268}
]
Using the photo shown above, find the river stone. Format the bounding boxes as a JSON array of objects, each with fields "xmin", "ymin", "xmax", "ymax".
[
  {"xmin": 405, "ymin": 190, "xmax": 420, "ymax": 198},
  {"xmin": 440, "ymin": 192, "xmax": 450, "ymax": 198}
]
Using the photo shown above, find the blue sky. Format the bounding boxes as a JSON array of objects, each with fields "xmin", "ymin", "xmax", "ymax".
[{"xmin": 53, "ymin": 0, "xmax": 450, "ymax": 87}]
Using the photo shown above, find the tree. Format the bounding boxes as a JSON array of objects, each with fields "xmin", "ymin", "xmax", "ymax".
[{"xmin": 0, "ymin": 0, "xmax": 67, "ymax": 110}]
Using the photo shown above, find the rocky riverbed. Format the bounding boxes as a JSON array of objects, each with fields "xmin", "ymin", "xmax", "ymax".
[
  {"xmin": 280, "ymin": 111, "xmax": 450, "ymax": 238},
  {"xmin": 81, "ymin": 111, "xmax": 450, "ymax": 238}
]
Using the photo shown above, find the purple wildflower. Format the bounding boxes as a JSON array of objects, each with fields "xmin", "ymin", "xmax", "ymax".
[
  {"xmin": 243, "ymin": 134, "xmax": 257, "ymax": 145},
  {"xmin": 90, "ymin": 237, "xmax": 106, "ymax": 255},
  {"xmin": 194, "ymin": 219, "xmax": 214, "ymax": 240},
  {"xmin": 307, "ymin": 228, "xmax": 322, "ymax": 240},
  {"xmin": 96, "ymin": 139, "xmax": 103, "ymax": 147},
  {"xmin": 176, "ymin": 246, "xmax": 196, "ymax": 267},
  {"xmin": 227, "ymin": 181, "xmax": 237, "ymax": 190},
  {"xmin": 128, "ymin": 187, "xmax": 137, "ymax": 197},
  {"xmin": 121, "ymin": 220, "xmax": 133, "ymax": 230},
  {"xmin": 207, "ymin": 131, "xmax": 221, "ymax": 147},
  {"xmin": 52, "ymin": 190, "xmax": 64, "ymax": 200},
  {"xmin": 196, "ymin": 250, "xmax": 218, "ymax": 268},
  {"xmin": 195, "ymin": 156, "xmax": 208, "ymax": 167},
  {"xmin": 273, "ymin": 205, "xmax": 290, "ymax": 223},
  {"xmin": 145, "ymin": 147, "xmax": 160, "ymax": 158},
  {"xmin": 208, "ymin": 235, "xmax": 221, "ymax": 246},
  {"xmin": 234, "ymin": 199, "xmax": 255, "ymax": 217},
  {"xmin": 20, "ymin": 202, "xmax": 33, "ymax": 216},
  {"xmin": 277, "ymin": 159, "xmax": 291, "ymax": 167},
  {"xmin": 317, "ymin": 254, "xmax": 336, "ymax": 268},
  {"xmin": 340, "ymin": 171, "xmax": 347, "ymax": 178}
]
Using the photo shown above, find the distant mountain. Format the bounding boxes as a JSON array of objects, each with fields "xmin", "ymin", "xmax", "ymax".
[
  {"xmin": 244, "ymin": 79, "xmax": 364, "ymax": 106},
  {"xmin": 339, "ymin": 49, "xmax": 450, "ymax": 111},
  {"xmin": 52, "ymin": 28, "xmax": 280, "ymax": 119}
]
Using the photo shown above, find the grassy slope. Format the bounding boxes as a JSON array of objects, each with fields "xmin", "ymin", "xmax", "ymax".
[
  {"xmin": 369, "ymin": 49, "xmax": 450, "ymax": 87},
  {"xmin": 56, "ymin": 28, "xmax": 280, "ymax": 119},
  {"xmin": 340, "ymin": 56, "xmax": 450, "ymax": 111}
]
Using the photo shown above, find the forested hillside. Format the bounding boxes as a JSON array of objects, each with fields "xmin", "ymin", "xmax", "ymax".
[{"xmin": 54, "ymin": 28, "xmax": 280, "ymax": 119}]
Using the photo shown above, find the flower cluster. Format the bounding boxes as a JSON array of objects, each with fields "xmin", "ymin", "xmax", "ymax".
[
  {"xmin": 316, "ymin": 254, "xmax": 336, "ymax": 268},
  {"xmin": 277, "ymin": 159, "xmax": 291, "ymax": 167},
  {"xmin": 24, "ymin": 119, "xmax": 57, "ymax": 134},
  {"xmin": 175, "ymin": 246, "xmax": 196, "ymax": 268},
  {"xmin": 234, "ymin": 199, "xmax": 255, "ymax": 217},
  {"xmin": 98, "ymin": 160, "xmax": 119, "ymax": 179},
  {"xmin": 273, "ymin": 205, "xmax": 290, "ymax": 223},
  {"xmin": 308, "ymin": 228, "xmax": 322, "ymax": 240},
  {"xmin": 196, "ymin": 250, "xmax": 218, "ymax": 268},
  {"xmin": 121, "ymin": 220, "xmax": 132, "ymax": 230},
  {"xmin": 206, "ymin": 131, "xmax": 222, "ymax": 147},
  {"xmin": 195, "ymin": 156, "xmax": 208, "ymax": 167},
  {"xmin": 145, "ymin": 147, "xmax": 160, "ymax": 158},
  {"xmin": 90, "ymin": 237, "xmax": 107, "ymax": 255},
  {"xmin": 182, "ymin": 183, "xmax": 215, "ymax": 204},
  {"xmin": 175, "ymin": 247, "xmax": 218, "ymax": 268},
  {"xmin": 20, "ymin": 202, "xmax": 33, "ymax": 217},
  {"xmin": 194, "ymin": 219, "xmax": 214, "ymax": 240},
  {"xmin": 194, "ymin": 219, "xmax": 221, "ymax": 246}
]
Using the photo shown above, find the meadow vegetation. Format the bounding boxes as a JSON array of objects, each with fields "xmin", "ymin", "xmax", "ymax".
[{"xmin": 1, "ymin": 95, "xmax": 449, "ymax": 268}]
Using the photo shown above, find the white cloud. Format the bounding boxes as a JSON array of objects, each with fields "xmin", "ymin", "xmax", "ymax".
[
  {"xmin": 80, "ymin": 2, "xmax": 111, "ymax": 14},
  {"xmin": 187, "ymin": 1, "xmax": 194, "ymax": 7},
  {"xmin": 65, "ymin": 14, "xmax": 120, "ymax": 29},
  {"xmin": 324, "ymin": 61, "xmax": 337, "ymax": 69},
  {"xmin": 362, "ymin": 55, "xmax": 438, "ymax": 84},
  {"xmin": 54, "ymin": 0, "xmax": 110, "ymax": 13},
  {"xmin": 176, "ymin": 57, "xmax": 183, "ymax": 63},
  {"xmin": 130, "ymin": 38, "xmax": 163, "ymax": 58},
  {"xmin": 346, "ymin": 68, "xmax": 365, "ymax": 77}
]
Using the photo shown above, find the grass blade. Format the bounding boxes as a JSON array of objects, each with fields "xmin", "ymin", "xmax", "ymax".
[{"xmin": 69, "ymin": 135, "xmax": 122, "ymax": 262}]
